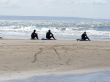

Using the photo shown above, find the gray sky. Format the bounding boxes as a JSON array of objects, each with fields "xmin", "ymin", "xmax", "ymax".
[{"xmin": 0, "ymin": 0, "xmax": 109, "ymax": 19}]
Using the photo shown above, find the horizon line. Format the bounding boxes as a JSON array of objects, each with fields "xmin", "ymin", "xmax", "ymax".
[{"xmin": 0, "ymin": 15, "xmax": 110, "ymax": 20}]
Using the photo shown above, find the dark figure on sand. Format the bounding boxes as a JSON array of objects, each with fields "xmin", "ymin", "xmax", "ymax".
[
  {"xmin": 77, "ymin": 32, "xmax": 90, "ymax": 41},
  {"xmin": 46, "ymin": 30, "xmax": 56, "ymax": 40},
  {"xmin": 31, "ymin": 30, "xmax": 39, "ymax": 40},
  {"xmin": 81, "ymin": 32, "xmax": 90, "ymax": 41}
]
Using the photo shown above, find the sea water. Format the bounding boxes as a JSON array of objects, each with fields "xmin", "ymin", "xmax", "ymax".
[
  {"xmin": 1, "ymin": 71, "xmax": 110, "ymax": 82},
  {"xmin": 0, "ymin": 16, "xmax": 110, "ymax": 40}
]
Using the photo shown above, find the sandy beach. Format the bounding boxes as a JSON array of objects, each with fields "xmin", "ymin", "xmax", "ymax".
[{"xmin": 0, "ymin": 40, "xmax": 110, "ymax": 77}]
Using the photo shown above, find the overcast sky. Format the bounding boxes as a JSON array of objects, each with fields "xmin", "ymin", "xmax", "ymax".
[{"xmin": 0, "ymin": 0, "xmax": 109, "ymax": 19}]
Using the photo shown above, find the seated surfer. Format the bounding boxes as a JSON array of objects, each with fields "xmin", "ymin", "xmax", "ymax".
[
  {"xmin": 46, "ymin": 30, "xmax": 56, "ymax": 40},
  {"xmin": 77, "ymin": 32, "xmax": 90, "ymax": 41},
  {"xmin": 31, "ymin": 30, "xmax": 39, "ymax": 40},
  {"xmin": 81, "ymin": 32, "xmax": 90, "ymax": 41}
]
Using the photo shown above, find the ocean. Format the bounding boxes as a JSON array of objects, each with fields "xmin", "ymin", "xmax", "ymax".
[
  {"xmin": 0, "ymin": 16, "xmax": 110, "ymax": 40},
  {"xmin": 1, "ymin": 71, "xmax": 110, "ymax": 82}
]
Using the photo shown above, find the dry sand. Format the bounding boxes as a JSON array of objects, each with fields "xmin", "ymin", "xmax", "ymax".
[{"xmin": 0, "ymin": 40, "xmax": 110, "ymax": 75}]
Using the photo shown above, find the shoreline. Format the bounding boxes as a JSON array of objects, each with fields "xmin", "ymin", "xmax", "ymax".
[
  {"xmin": 1, "ymin": 36, "xmax": 110, "ymax": 42},
  {"xmin": 1, "ymin": 67, "xmax": 110, "ymax": 81}
]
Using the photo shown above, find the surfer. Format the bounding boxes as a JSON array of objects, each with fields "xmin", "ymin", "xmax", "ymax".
[
  {"xmin": 46, "ymin": 30, "xmax": 56, "ymax": 40},
  {"xmin": 31, "ymin": 30, "xmax": 39, "ymax": 40},
  {"xmin": 81, "ymin": 32, "xmax": 90, "ymax": 41},
  {"xmin": 77, "ymin": 32, "xmax": 90, "ymax": 41}
]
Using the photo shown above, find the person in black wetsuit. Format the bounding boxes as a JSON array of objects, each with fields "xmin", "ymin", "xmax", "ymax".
[
  {"xmin": 46, "ymin": 30, "xmax": 56, "ymax": 40},
  {"xmin": 81, "ymin": 32, "xmax": 90, "ymax": 41},
  {"xmin": 31, "ymin": 30, "xmax": 39, "ymax": 40}
]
